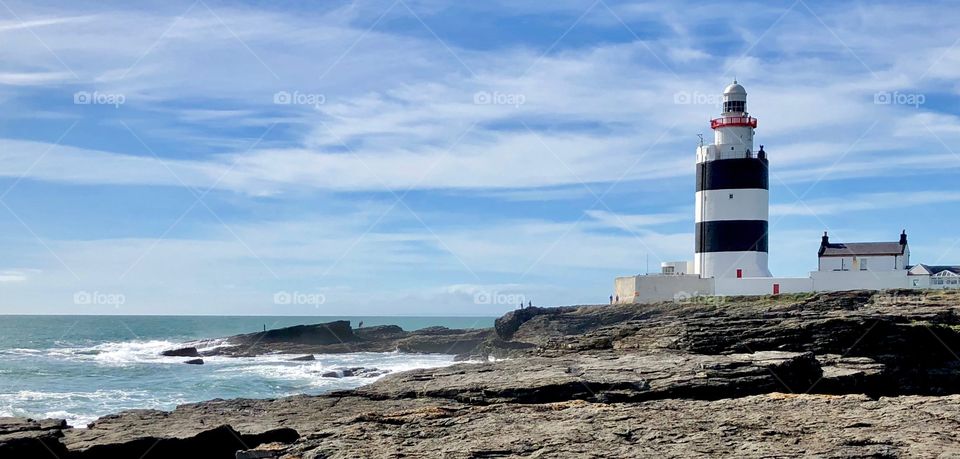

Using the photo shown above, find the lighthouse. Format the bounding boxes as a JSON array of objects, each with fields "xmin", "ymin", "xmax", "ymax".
[
  {"xmin": 694, "ymin": 81, "xmax": 771, "ymax": 279},
  {"xmin": 614, "ymin": 80, "xmax": 944, "ymax": 304}
]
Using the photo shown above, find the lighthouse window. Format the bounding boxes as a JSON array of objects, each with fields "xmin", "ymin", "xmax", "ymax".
[
  {"xmin": 724, "ymin": 101, "xmax": 745, "ymax": 113},
  {"xmin": 728, "ymin": 193, "xmax": 734, "ymax": 199}
]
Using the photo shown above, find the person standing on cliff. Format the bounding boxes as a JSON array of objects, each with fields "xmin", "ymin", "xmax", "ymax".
[{"xmin": 609, "ymin": 295, "xmax": 613, "ymax": 304}]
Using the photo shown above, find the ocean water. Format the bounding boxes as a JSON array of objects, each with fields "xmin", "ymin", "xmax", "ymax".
[{"xmin": 0, "ymin": 315, "xmax": 494, "ymax": 427}]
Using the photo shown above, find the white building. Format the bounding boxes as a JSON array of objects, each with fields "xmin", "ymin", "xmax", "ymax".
[
  {"xmin": 613, "ymin": 81, "xmax": 956, "ymax": 304},
  {"xmin": 808, "ymin": 231, "xmax": 912, "ymax": 294},
  {"xmin": 817, "ymin": 231, "xmax": 909, "ymax": 272},
  {"xmin": 908, "ymin": 265, "xmax": 960, "ymax": 289}
]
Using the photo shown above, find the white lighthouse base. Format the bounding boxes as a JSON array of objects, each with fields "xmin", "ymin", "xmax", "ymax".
[{"xmin": 695, "ymin": 252, "xmax": 772, "ymax": 279}]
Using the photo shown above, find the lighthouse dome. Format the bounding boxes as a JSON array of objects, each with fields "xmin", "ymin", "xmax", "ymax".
[{"xmin": 723, "ymin": 81, "xmax": 746, "ymax": 96}]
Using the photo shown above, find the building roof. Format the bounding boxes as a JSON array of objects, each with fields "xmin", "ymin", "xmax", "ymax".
[
  {"xmin": 908, "ymin": 264, "xmax": 960, "ymax": 276},
  {"xmin": 819, "ymin": 241, "xmax": 906, "ymax": 257}
]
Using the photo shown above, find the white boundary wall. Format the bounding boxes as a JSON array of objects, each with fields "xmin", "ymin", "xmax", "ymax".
[
  {"xmin": 617, "ymin": 270, "xmax": 918, "ymax": 304},
  {"xmin": 810, "ymin": 270, "xmax": 910, "ymax": 291},
  {"xmin": 615, "ymin": 275, "xmax": 714, "ymax": 304},
  {"xmin": 715, "ymin": 277, "xmax": 813, "ymax": 296}
]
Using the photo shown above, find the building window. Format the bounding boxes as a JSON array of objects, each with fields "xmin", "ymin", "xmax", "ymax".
[
  {"xmin": 729, "ymin": 193, "xmax": 734, "ymax": 199},
  {"xmin": 860, "ymin": 259, "xmax": 868, "ymax": 271}
]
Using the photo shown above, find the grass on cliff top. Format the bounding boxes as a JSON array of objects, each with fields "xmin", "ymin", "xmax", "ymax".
[{"xmin": 566, "ymin": 289, "xmax": 960, "ymax": 323}]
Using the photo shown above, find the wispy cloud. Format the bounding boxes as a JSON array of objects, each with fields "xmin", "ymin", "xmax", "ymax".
[
  {"xmin": 0, "ymin": 269, "xmax": 38, "ymax": 283},
  {"xmin": 772, "ymin": 191, "xmax": 960, "ymax": 217}
]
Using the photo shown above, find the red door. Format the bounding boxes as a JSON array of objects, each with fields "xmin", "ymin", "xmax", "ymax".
[
  {"xmin": 773, "ymin": 283, "xmax": 780, "ymax": 295},
  {"xmin": 736, "ymin": 269, "xmax": 743, "ymax": 279}
]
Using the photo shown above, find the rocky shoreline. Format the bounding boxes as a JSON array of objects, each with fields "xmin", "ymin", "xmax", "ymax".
[{"xmin": 5, "ymin": 289, "xmax": 960, "ymax": 457}]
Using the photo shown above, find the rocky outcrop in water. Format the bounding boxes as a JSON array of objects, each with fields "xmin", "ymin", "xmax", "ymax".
[
  {"xmin": 168, "ymin": 321, "xmax": 492, "ymax": 358},
  {"xmin": 7, "ymin": 290, "xmax": 960, "ymax": 457},
  {"xmin": 160, "ymin": 346, "xmax": 201, "ymax": 357},
  {"xmin": 320, "ymin": 367, "xmax": 390, "ymax": 378}
]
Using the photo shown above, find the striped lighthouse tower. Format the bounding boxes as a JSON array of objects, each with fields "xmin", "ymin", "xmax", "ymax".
[{"xmin": 694, "ymin": 81, "xmax": 772, "ymax": 279}]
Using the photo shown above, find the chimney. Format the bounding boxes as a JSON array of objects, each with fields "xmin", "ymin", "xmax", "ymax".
[
  {"xmin": 819, "ymin": 231, "xmax": 829, "ymax": 257},
  {"xmin": 900, "ymin": 230, "xmax": 907, "ymax": 246}
]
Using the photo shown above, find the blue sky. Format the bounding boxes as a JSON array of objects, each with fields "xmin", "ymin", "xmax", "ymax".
[{"xmin": 1, "ymin": 0, "xmax": 959, "ymax": 315}]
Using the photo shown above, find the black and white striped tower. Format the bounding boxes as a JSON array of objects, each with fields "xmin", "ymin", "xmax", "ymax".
[{"xmin": 694, "ymin": 81, "xmax": 771, "ymax": 279}]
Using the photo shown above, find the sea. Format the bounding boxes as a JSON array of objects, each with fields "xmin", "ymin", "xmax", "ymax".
[{"xmin": 0, "ymin": 315, "xmax": 495, "ymax": 428}]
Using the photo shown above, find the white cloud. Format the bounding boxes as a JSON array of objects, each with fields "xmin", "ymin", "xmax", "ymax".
[
  {"xmin": 771, "ymin": 191, "xmax": 960, "ymax": 217},
  {"xmin": 668, "ymin": 47, "xmax": 709, "ymax": 63},
  {"xmin": 585, "ymin": 209, "xmax": 688, "ymax": 230},
  {"xmin": 0, "ymin": 71, "xmax": 76, "ymax": 85},
  {"xmin": 0, "ymin": 1, "xmax": 958, "ymax": 196},
  {"xmin": 0, "ymin": 269, "xmax": 37, "ymax": 283}
]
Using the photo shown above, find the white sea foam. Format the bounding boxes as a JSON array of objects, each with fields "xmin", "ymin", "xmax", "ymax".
[
  {"xmin": 210, "ymin": 351, "xmax": 458, "ymax": 390},
  {"xmin": 0, "ymin": 348, "xmax": 43, "ymax": 356},
  {"xmin": 45, "ymin": 340, "xmax": 187, "ymax": 365},
  {"xmin": 0, "ymin": 389, "xmax": 188, "ymax": 428},
  {"xmin": 2, "ymin": 337, "xmax": 468, "ymax": 429}
]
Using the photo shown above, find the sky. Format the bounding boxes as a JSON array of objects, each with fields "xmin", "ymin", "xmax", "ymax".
[{"xmin": 0, "ymin": 0, "xmax": 959, "ymax": 316}]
